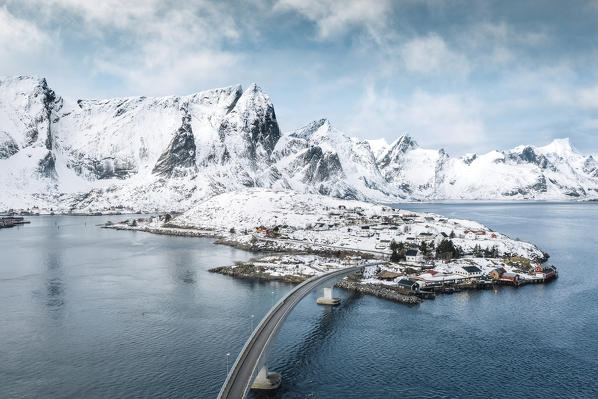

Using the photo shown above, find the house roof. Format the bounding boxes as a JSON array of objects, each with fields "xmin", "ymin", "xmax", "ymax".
[
  {"xmin": 378, "ymin": 271, "xmax": 402, "ymax": 279},
  {"xmin": 405, "ymin": 249, "xmax": 419, "ymax": 257},
  {"xmin": 397, "ymin": 278, "xmax": 416, "ymax": 286},
  {"xmin": 536, "ymin": 268, "xmax": 554, "ymax": 274},
  {"xmin": 462, "ymin": 266, "xmax": 482, "ymax": 273}
]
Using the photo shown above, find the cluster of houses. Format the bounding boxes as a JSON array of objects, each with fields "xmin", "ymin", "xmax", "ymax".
[
  {"xmin": 3, "ymin": 209, "xmax": 42, "ymax": 216},
  {"xmin": 463, "ymin": 229, "xmax": 499, "ymax": 239},
  {"xmin": 488, "ymin": 265, "xmax": 557, "ymax": 283},
  {"xmin": 213, "ymin": 202, "xmax": 558, "ymax": 296},
  {"xmin": 255, "ymin": 225, "xmax": 297, "ymax": 237},
  {"xmin": 377, "ymin": 261, "xmax": 558, "ymax": 294}
]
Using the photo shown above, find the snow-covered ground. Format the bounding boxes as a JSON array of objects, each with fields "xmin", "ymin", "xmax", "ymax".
[{"xmin": 106, "ymin": 189, "xmax": 553, "ymax": 292}]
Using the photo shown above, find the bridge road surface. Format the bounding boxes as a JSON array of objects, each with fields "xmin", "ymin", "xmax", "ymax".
[{"xmin": 217, "ymin": 262, "xmax": 383, "ymax": 399}]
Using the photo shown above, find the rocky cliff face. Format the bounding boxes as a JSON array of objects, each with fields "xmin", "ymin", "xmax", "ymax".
[
  {"xmin": 1, "ymin": 76, "xmax": 597, "ymax": 211},
  {"xmin": 0, "ymin": 131, "xmax": 19, "ymax": 159},
  {"xmin": 152, "ymin": 114, "xmax": 197, "ymax": 177},
  {"xmin": 273, "ymin": 118, "xmax": 390, "ymax": 200}
]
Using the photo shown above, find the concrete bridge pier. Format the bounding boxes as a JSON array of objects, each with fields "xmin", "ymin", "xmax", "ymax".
[
  {"xmin": 251, "ymin": 364, "xmax": 282, "ymax": 390},
  {"xmin": 317, "ymin": 287, "xmax": 341, "ymax": 305}
]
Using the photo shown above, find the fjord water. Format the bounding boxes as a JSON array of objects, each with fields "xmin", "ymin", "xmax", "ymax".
[{"xmin": 1, "ymin": 203, "xmax": 597, "ymax": 398}]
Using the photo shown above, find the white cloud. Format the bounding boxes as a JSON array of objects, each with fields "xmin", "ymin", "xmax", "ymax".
[
  {"xmin": 275, "ymin": 0, "xmax": 392, "ymax": 39},
  {"xmin": 0, "ymin": 6, "xmax": 54, "ymax": 71},
  {"xmin": 13, "ymin": 0, "xmax": 245, "ymax": 95},
  {"xmin": 400, "ymin": 34, "xmax": 470, "ymax": 76},
  {"xmin": 38, "ymin": 0, "xmax": 159, "ymax": 28},
  {"xmin": 349, "ymin": 86, "xmax": 485, "ymax": 151},
  {"xmin": 544, "ymin": 82, "xmax": 598, "ymax": 110},
  {"xmin": 578, "ymin": 85, "xmax": 598, "ymax": 109}
]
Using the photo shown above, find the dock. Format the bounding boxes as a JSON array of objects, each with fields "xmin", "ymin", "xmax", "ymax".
[{"xmin": 0, "ymin": 216, "xmax": 31, "ymax": 228}]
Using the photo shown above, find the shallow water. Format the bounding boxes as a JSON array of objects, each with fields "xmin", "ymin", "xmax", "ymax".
[{"xmin": 1, "ymin": 203, "xmax": 597, "ymax": 398}]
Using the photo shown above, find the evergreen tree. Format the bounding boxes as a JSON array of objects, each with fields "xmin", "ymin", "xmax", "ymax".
[
  {"xmin": 449, "ymin": 230, "xmax": 456, "ymax": 238},
  {"xmin": 390, "ymin": 249, "xmax": 401, "ymax": 262},
  {"xmin": 436, "ymin": 239, "xmax": 458, "ymax": 259}
]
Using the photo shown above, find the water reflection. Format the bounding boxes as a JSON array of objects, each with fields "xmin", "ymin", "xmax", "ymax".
[
  {"xmin": 43, "ymin": 252, "xmax": 65, "ymax": 313},
  {"xmin": 168, "ymin": 248, "xmax": 197, "ymax": 285}
]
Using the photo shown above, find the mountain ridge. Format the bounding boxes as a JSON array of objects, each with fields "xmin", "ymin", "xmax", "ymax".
[{"xmin": 1, "ymin": 76, "xmax": 597, "ymax": 211}]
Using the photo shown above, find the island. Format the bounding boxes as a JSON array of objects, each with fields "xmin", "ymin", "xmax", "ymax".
[{"xmin": 103, "ymin": 189, "xmax": 557, "ymax": 304}]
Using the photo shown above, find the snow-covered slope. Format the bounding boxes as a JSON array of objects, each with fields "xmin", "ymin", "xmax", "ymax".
[
  {"xmin": 170, "ymin": 188, "xmax": 546, "ymax": 261},
  {"xmin": 173, "ymin": 187, "xmax": 386, "ymax": 231},
  {"xmin": 431, "ymin": 137, "xmax": 598, "ymax": 200},
  {"xmin": 272, "ymin": 118, "xmax": 391, "ymax": 201},
  {"xmin": 0, "ymin": 76, "xmax": 282, "ymax": 211},
  {"xmin": 1, "ymin": 75, "xmax": 597, "ymax": 211}
]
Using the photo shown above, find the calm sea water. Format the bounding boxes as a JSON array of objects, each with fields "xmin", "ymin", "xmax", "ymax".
[{"xmin": 1, "ymin": 203, "xmax": 597, "ymax": 398}]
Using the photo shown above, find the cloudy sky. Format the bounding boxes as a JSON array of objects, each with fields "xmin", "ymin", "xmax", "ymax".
[{"xmin": 1, "ymin": 0, "xmax": 598, "ymax": 155}]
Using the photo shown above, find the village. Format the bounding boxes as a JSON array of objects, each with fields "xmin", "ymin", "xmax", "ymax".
[{"xmin": 102, "ymin": 189, "xmax": 558, "ymax": 304}]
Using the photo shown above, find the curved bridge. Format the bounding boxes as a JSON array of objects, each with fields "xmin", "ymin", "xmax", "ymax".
[{"xmin": 217, "ymin": 262, "xmax": 383, "ymax": 399}]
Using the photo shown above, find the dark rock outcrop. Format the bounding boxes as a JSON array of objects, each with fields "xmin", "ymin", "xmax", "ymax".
[
  {"xmin": 0, "ymin": 132, "xmax": 19, "ymax": 159},
  {"xmin": 295, "ymin": 146, "xmax": 344, "ymax": 184},
  {"xmin": 152, "ymin": 114, "xmax": 197, "ymax": 177},
  {"xmin": 37, "ymin": 151, "xmax": 57, "ymax": 179}
]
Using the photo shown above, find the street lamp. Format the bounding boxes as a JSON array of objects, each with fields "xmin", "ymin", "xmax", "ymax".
[
  {"xmin": 251, "ymin": 314, "xmax": 255, "ymax": 332},
  {"xmin": 226, "ymin": 353, "xmax": 230, "ymax": 375}
]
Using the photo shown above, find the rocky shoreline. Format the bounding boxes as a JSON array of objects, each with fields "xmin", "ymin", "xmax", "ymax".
[{"xmin": 209, "ymin": 263, "xmax": 422, "ymax": 304}]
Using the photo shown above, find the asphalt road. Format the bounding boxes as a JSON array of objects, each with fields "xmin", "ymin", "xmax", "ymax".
[
  {"xmin": 254, "ymin": 234, "xmax": 391, "ymax": 257},
  {"xmin": 217, "ymin": 262, "xmax": 382, "ymax": 399}
]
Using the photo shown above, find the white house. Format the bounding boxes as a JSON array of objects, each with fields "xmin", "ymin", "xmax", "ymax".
[
  {"xmin": 455, "ymin": 265, "xmax": 482, "ymax": 278},
  {"xmin": 406, "ymin": 249, "xmax": 424, "ymax": 262},
  {"xmin": 405, "ymin": 236, "xmax": 419, "ymax": 245},
  {"xmin": 418, "ymin": 232, "xmax": 435, "ymax": 242}
]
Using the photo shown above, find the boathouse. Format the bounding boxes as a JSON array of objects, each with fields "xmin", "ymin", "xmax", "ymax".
[
  {"xmin": 397, "ymin": 279, "xmax": 419, "ymax": 292},
  {"xmin": 489, "ymin": 267, "xmax": 507, "ymax": 280},
  {"xmin": 533, "ymin": 265, "xmax": 556, "ymax": 280}
]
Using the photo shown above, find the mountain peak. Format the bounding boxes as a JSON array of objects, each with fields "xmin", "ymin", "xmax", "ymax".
[
  {"xmin": 289, "ymin": 118, "xmax": 330, "ymax": 140},
  {"xmin": 0, "ymin": 75, "xmax": 51, "ymax": 93},
  {"xmin": 539, "ymin": 138, "xmax": 572, "ymax": 155},
  {"xmin": 367, "ymin": 138, "xmax": 389, "ymax": 158},
  {"xmin": 388, "ymin": 134, "xmax": 418, "ymax": 153}
]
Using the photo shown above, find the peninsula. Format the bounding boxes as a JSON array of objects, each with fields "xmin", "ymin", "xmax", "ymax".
[{"xmin": 103, "ymin": 189, "xmax": 557, "ymax": 304}]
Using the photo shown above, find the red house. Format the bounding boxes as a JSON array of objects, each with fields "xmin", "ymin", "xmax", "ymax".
[{"xmin": 534, "ymin": 265, "xmax": 557, "ymax": 280}]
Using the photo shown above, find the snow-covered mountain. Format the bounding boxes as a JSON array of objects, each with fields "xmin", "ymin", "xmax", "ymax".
[
  {"xmin": 1, "ymin": 76, "xmax": 597, "ymax": 211},
  {"xmin": 0, "ymin": 76, "xmax": 281, "ymax": 211},
  {"xmin": 272, "ymin": 118, "xmax": 391, "ymax": 200},
  {"xmin": 377, "ymin": 136, "xmax": 598, "ymax": 200}
]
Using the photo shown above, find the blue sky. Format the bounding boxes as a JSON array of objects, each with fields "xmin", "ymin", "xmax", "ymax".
[{"xmin": 1, "ymin": 0, "xmax": 598, "ymax": 156}]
